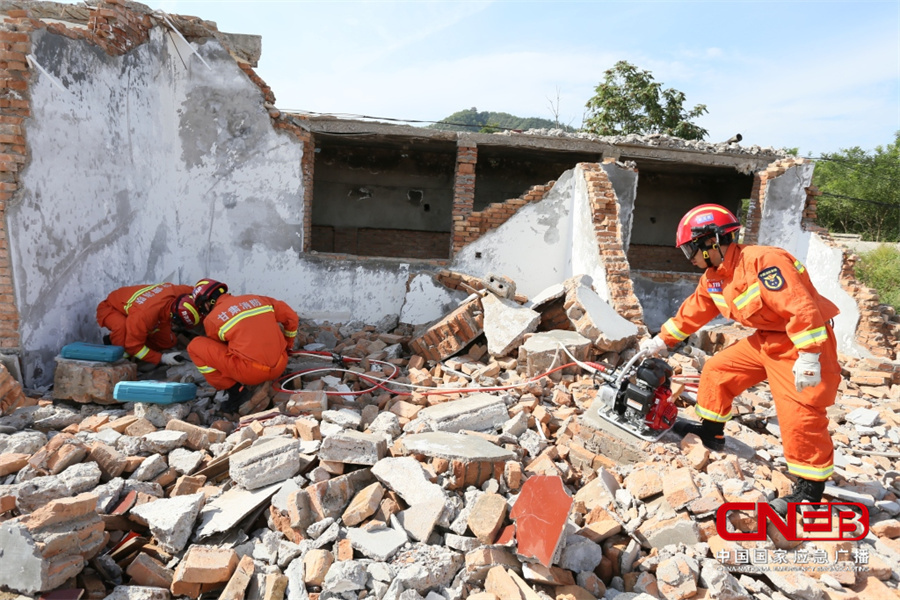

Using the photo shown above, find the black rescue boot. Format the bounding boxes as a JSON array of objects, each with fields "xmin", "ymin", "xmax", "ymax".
[
  {"xmin": 770, "ymin": 478, "xmax": 826, "ymax": 517},
  {"xmin": 672, "ymin": 418, "xmax": 725, "ymax": 451},
  {"xmin": 102, "ymin": 334, "xmax": 112, "ymax": 346},
  {"xmin": 219, "ymin": 383, "xmax": 250, "ymax": 414}
]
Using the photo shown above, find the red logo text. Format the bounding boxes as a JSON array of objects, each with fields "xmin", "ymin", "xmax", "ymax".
[{"xmin": 716, "ymin": 502, "xmax": 869, "ymax": 542}]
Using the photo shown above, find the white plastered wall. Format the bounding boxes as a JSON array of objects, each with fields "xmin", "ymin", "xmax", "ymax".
[
  {"xmin": 451, "ymin": 164, "xmax": 631, "ymax": 302},
  {"xmin": 9, "ymin": 29, "xmax": 411, "ymax": 384},
  {"xmin": 758, "ymin": 163, "xmax": 863, "ymax": 356}
]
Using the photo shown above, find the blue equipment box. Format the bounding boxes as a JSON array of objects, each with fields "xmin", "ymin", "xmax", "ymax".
[
  {"xmin": 60, "ymin": 342, "xmax": 125, "ymax": 363},
  {"xmin": 114, "ymin": 381, "xmax": 197, "ymax": 405}
]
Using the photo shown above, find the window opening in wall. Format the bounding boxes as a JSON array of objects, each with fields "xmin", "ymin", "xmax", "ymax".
[
  {"xmin": 626, "ymin": 162, "xmax": 753, "ymax": 272},
  {"xmin": 310, "ymin": 139, "xmax": 457, "ymax": 259}
]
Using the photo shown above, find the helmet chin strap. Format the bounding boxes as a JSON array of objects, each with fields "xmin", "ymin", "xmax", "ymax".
[{"xmin": 700, "ymin": 233, "xmax": 722, "ymax": 268}]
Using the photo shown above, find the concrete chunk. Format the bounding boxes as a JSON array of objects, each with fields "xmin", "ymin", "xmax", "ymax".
[
  {"xmin": 564, "ymin": 284, "xmax": 638, "ymax": 352},
  {"xmin": 347, "ymin": 524, "xmax": 408, "ymax": 561},
  {"xmin": 414, "ymin": 394, "xmax": 509, "ymax": 433},
  {"xmin": 140, "ymin": 430, "xmax": 188, "ymax": 454},
  {"xmin": 194, "ymin": 482, "xmax": 283, "ymax": 541},
  {"xmin": 319, "ymin": 430, "xmax": 387, "ymax": 465},
  {"xmin": 401, "ymin": 431, "xmax": 515, "ymax": 462},
  {"xmin": 372, "ymin": 456, "xmax": 447, "ymax": 506},
  {"xmin": 230, "ymin": 437, "xmax": 304, "ymax": 490},
  {"xmin": 130, "ymin": 492, "xmax": 205, "ymax": 553},
  {"xmin": 482, "ymin": 294, "xmax": 540, "ymax": 357},
  {"xmin": 102, "ymin": 586, "xmax": 171, "ymax": 600},
  {"xmin": 518, "ymin": 330, "xmax": 591, "ymax": 377}
]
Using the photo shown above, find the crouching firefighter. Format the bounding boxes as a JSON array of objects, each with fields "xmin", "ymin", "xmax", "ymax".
[
  {"xmin": 96, "ymin": 282, "xmax": 200, "ymax": 368},
  {"xmin": 186, "ymin": 279, "xmax": 300, "ymax": 413},
  {"xmin": 641, "ymin": 204, "xmax": 841, "ymax": 516}
]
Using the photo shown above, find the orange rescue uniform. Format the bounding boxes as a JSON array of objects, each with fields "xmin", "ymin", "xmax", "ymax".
[
  {"xmin": 659, "ymin": 244, "xmax": 840, "ymax": 481},
  {"xmin": 96, "ymin": 283, "xmax": 193, "ymax": 364},
  {"xmin": 187, "ymin": 293, "xmax": 299, "ymax": 390}
]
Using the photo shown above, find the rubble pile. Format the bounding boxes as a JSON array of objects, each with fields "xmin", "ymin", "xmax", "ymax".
[{"xmin": 1, "ymin": 279, "xmax": 899, "ymax": 600}]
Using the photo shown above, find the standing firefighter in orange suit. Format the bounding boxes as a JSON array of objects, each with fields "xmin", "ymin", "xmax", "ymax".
[
  {"xmin": 96, "ymin": 283, "xmax": 201, "ymax": 366},
  {"xmin": 641, "ymin": 204, "xmax": 840, "ymax": 516},
  {"xmin": 186, "ymin": 279, "xmax": 299, "ymax": 411}
]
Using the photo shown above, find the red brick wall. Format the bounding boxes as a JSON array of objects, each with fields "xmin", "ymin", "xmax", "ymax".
[
  {"xmin": 311, "ymin": 226, "xmax": 450, "ymax": 260},
  {"xmin": 451, "ymin": 182, "xmax": 554, "ymax": 254},
  {"xmin": 581, "ymin": 162, "xmax": 644, "ymax": 326},
  {"xmin": 626, "ymin": 244, "xmax": 692, "ymax": 273},
  {"xmin": 451, "ymin": 144, "xmax": 477, "ymax": 253}
]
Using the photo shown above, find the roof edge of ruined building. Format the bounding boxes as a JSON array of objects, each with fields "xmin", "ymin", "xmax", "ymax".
[
  {"xmin": 0, "ymin": 0, "xmax": 262, "ymax": 66},
  {"xmin": 294, "ymin": 114, "xmax": 787, "ymax": 172}
]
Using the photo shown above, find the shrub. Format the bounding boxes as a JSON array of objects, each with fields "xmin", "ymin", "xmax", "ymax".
[{"xmin": 856, "ymin": 245, "xmax": 900, "ymax": 310}]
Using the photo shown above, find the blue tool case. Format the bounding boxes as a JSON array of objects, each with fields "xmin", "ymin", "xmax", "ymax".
[
  {"xmin": 60, "ymin": 342, "xmax": 125, "ymax": 362},
  {"xmin": 113, "ymin": 381, "xmax": 197, "ymax": 404}
]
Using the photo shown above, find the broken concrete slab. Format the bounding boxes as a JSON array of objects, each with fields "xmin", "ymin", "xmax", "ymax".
[
  {"xmin": 0, "ymin": 492, "xmax": 104, "ymax": 594},
  {"xmin": 397, "ymin": 498, "xmax": 446, "ymax": 542},
  {"xmin": 347, "ymin": 523, "xmax": 408, "ymax": 561},
  {"xmin": 371, "ymin": 456, "xmax": 448, "ymax": 507},
  {"xmin": 140, "ymin": 430, "xmax": 188, "ymax": 454},
  {"xmin": 412, "ymin": 393, "xmax": 509, "ymax": 433},
  {"xmin": 230, "ymin": 437, "xmax": 305, "ymax": 490},
  {"xmin": 194, "ymin": 481, "xmax": 284, "ymax": 541},
  {"xmin": 564, "ymin": 284, "xmax": 638, "ymax": 352},
  {"xmin": 518, "ymin": 330, "xmax": 592, "ymax": 378},
  {"xmin": 482, "ymin": 294, "xmax": 540, "ymax": 357},
  {"xmin": 401, "ymin": 431, "xmax": 516, "ymax": 462},
  {"xmin": 129, "ymin": 492, "xmax": 205, "ymax": 553},
  {"xmin": 318, "ymin": 429, "xmax": 387, "ymax": 465}
]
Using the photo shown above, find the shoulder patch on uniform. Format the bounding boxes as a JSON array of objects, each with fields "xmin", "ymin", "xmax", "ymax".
[
  {"xmin": 707, "ymin": 280, "xmax": 722, "ymax": 293},
  {"xmin": 758, "ymin": 266, "xmax": 786, "ymax": 291}
]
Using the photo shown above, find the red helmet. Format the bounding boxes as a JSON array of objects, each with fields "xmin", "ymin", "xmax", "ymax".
[
  {"xmin": 675, "ymin": 204, "xmax": 741, "ymax": 259},
  {"xmin": 172, "ymin": 294, "xmax": 201, "ymax": 328},
  {"xmin": 192, "ymin": 279, "xmax": 228, "ymax": 313}
]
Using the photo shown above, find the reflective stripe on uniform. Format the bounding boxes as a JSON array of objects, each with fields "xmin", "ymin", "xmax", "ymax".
[
  {"xmin": 695, "ymin": 405, "xmax": 732, "ymax": 422},
  {"xmin": 710, "ymin": 293, "xmax": 728, "ymax": 309},
  {"xmin": 197, "ymin": 365, "xmax": 216, "ymax": 374},
  {"xmin": 786, "ymin": 461, "xmax": 833, "ymax": 481},
  {"xmin": 284, "ymin": 330, "xmax": 297, "ymax": 338},
  {"xmin": 218, "ymin": 305, "xmax": 275, "ymax": 341},
  {"xmin": 794, "ymin": 259, "xmax": 806, "ymax": 274},
  {"xmin": 790, "ymin": 326, "xmax": 828, "ymax": 349},
  {"xmin": 124, "ymin": 283, "xmax": 162, "ymax": 313},
  {"xmin": 134, "ymin": 346, "xmax": 151, "ymax": 360},
  {"xmin": 662, "ymin": 319, "xmax": 688, "ymax": 342},
  {"xmin": 733, "ymin": 282, "xmax": 760, "ymax": 309}
]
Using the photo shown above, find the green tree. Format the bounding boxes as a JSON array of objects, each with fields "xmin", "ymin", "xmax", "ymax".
[
  {"xmin": 582, "ymin": 61, "xmax": 708, "ymax": 140},
  {"xmin": 814, "ymin": 132, "xmax": 900, "ymax": 241}
]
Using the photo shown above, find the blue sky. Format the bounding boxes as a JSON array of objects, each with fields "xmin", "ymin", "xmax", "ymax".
[{"xmin": 63, "ymin": 1, "xmax": 900, "ymax": 157}]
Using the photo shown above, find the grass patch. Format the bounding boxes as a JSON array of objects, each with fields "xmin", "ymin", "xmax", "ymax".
[{"xmin": 857, "ymin": 245, "xmax": 900, "ymax": 310}]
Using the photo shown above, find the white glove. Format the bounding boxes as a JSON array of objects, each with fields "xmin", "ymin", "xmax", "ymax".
[
  {"xmin": 640, "ymin": 335, "xmax": 667, "ymax": 357},
  {"xmin": 793, "ymin": 352, "xmax": 821, "ymax": 391},
  {"xmin": 160, "ymin": 352, "xmax": 185, "ymax": 366}
]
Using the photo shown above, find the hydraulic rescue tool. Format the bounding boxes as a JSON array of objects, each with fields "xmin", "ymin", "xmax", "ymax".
[{"xmin": 586, "ymin": 349, "xmax": 678, "ymax": 442}]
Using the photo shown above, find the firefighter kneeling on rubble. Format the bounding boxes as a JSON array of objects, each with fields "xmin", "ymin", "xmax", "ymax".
[
  {"xmin": 186, "ymin": 279, "xmax": 300, "ymax": 413},
  {"xmin": 641, "ymin": 203, "xmax": 841, "ymax": 516},
  {"xmin": 96, "ymin": 282, "xmax": 201, "ymax": 368}
]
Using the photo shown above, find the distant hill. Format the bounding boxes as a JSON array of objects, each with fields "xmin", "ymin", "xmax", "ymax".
[{"xmin": 428, "ymin": 107, "xmax": 577, "ymax": 133}]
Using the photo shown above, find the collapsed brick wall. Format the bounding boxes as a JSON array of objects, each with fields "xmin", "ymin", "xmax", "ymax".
[
  {"xmin": 582, "ymin": 162, "xmax": 644, "ymax": 325},
  {"xmin": 743, "ymin": 156, "xmax": 810, "ymax": 245},
  {"xmin": 451, "ymin": 182, "xmax": 554, "ymax": 254},
  {"xmin": 801, "ymin": 187, "xmax": 900, "ymax": 359}
]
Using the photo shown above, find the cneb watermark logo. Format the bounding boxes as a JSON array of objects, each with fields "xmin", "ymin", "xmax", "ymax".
[{"xmin": 715, "ymin": 502, "xmax": 869, "ymax": 542}]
